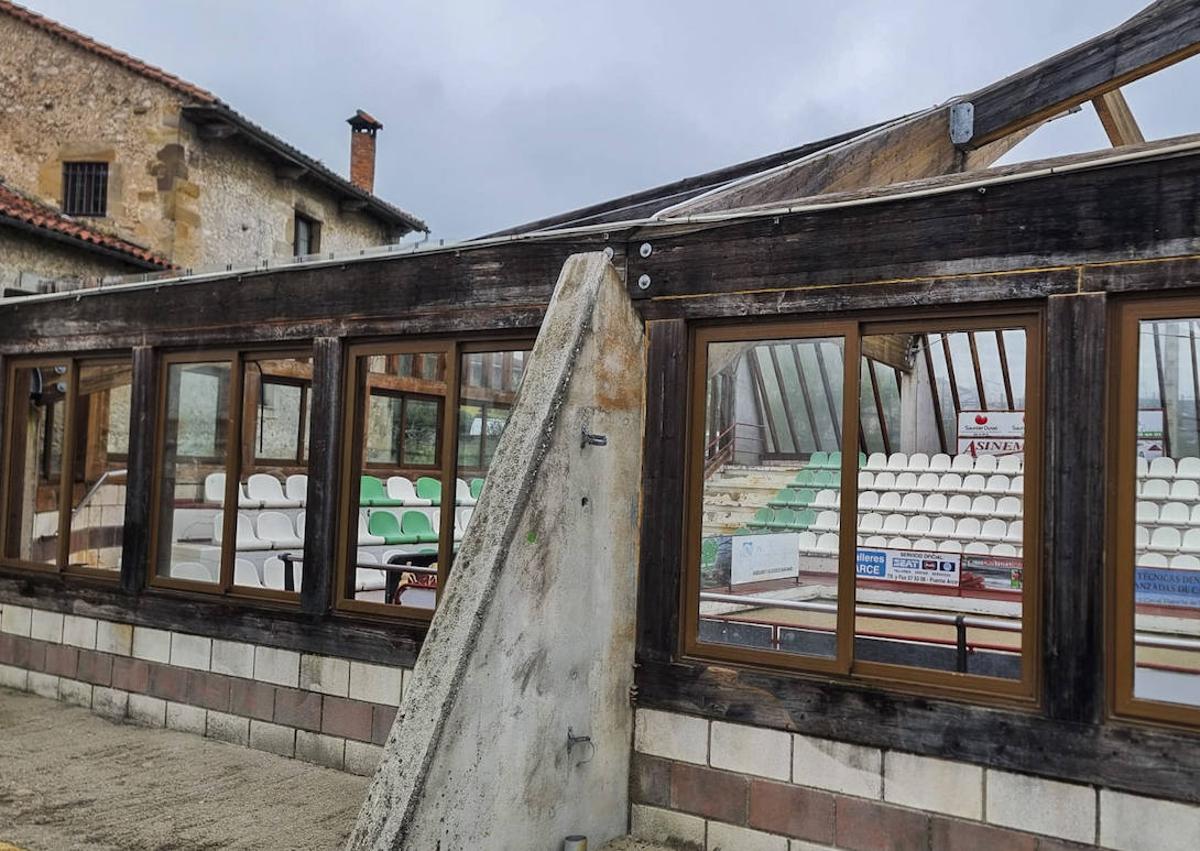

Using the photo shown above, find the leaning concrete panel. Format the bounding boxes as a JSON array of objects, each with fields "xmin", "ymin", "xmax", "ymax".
[{"xmin": 348, "ymin": 251, "xmax": 646, "ymax": 850}]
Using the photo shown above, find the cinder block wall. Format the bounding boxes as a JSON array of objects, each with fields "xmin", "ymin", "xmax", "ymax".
[
  {"xmin": 0, "ymin": 602, "xmax": 409, "ymax": 776},
  {"xmin": 630, "ymin": 708, "xmax": 1200, "ymax": 851}
]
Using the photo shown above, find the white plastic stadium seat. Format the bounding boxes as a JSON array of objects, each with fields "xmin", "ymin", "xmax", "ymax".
[
  {"xmin": 968, "ymin": 496, "xmax": 996, "ymax": 518},
  {"xmin": 984, "ymin": 475, "xmax": 1010, "ymax": 495},
  {"xmin": 980, "ymin": 518, "xmax": 1007, "ymax": 541},
  {"xmin": 992, "ymin": 543, "xmax": 1018, "ymax": 557},
  {"xmin": 930, "ymin": 516, "xmax": 956, "ymax": 539},
  {"xmin": 1171, "ymin": 480, "xmax": 1200, "ymax": 502},
  {"xmin": 172, "ymin": 561, "xmax": 216, "ymax": 582},
  {"xmin": 872, "ymin": 472, "xmax": 897, "ymax": 491},
  {"xmin": 286, "ymin": 474, "xmax": 308, "ymax": 505},
  {"xmin": 262, "ymin": 555, "xmax": 303, "ymax": 591},
  {"xmin": 1182, "ymin": 529, "xmax": 1200, "ymax": 554},
  {"xmin": 386, "ymin": 476, "xmax": 432, "ymax": 506},
  {"xmin": 878, "ymin": 492, "xmax": 903, "ymax": 512},
  {"xmin": 954, "ymin": 518, "xmax": 982, "ymax": 540},
  {"xmin": 1149, "ymin": 457, "xmax": 1177, "ymax": 479},
  {"xmin": 915, "ymin": 473, "xmax": 940, "ymax": 492},
  {"xmin": 1005, "ymin": 520, "xmax": 1023, "ymax": 543},
  {"xmin": 1140, "ymin": 552, "xmax": 1169, "ymax": 568},
  {"xmin": 797, "ymin": 532, "xmax": 819, "ymax": 554},
  {"xmin": 859, "ymin": 491, "xmax": 880, "ymax": 511},
  {"xmin": 1177, "ymin": 457, "xmax": 1200, "ymax": 480},
  {"xmin": 814, "ymin": 511, "xmax": 840, "ymax": 532},
  {"xmin": 938, "ymin": 540, "xmax": 963, "ymax": 554},
  {"xmin": 996, "ymin": 497, "xmax": 1022, "ymax": 519},
  {"xmin": 974, "ymin": 455, "xmax": 998, "ymax": 475},
  {"xmin": 1137, "ymin": 457, "xmax": 1149, "ymax": 478},
  {"xmin": 858, "ymin": 471, "xmax": 875, "ymax": 490},
  {"xmin": 887, "ymin": 537, "xmax": 913, "ymax": 550},
  {"xmin": 906, "ymin": 515, "xmax": 931, "ymax": 536},
  {"xmin": 355, "ymin": 550, "xmax": 387, "ymax": 592},
  {"xmin": 938, "ymin": 473, "xmax": 963, "ymax": 493},
  {"xmin": 951, "ymin": 455, "xmax": 975, "ymax": 474},
  {"xmin": 1009, "ymin": 475, "xmax": 1024, "ymax": 495},
  {"xmin": 946, "ymin": 495, "xmax": 972, "ymax": 516},
  {"xmin": 234, "ymin": 558, "xmax": 262, "ymax": 586},
  {"xmin": 900, "ymin": 493, "xmax": 924, "ymax": 513},
  {"xmin": 814, "ymin": 489, "xmax": 839, "ymax": 509},
  {"xmin": 1171, "ymin": 554, "xmax": 1200, "ymax": 570},
  {"xmin": 894, "ymin": 472, "xmax": 918, "ymax": 491},
  {"xmin": 1159, "ymin": 502, "xmax": 1191, "ymax": 527},
  {"xmin": 961, "ymin": 474, "xmax": 987, "ymax": 494},
  {"xmin": 257, "ymin": 511, "xmax": 303, "ymax": 548},
  {"xmin": 1150, "ymin": 527, "xmax": 1182, "ymax": 552},
  {"xmin": 247, "ymin": 474, "xmax": 302, "ymax": 509},
  {"xmin": 882, "ymin": 514, "xmax": 908, "ymax": 534},
  {"xmin": 907, "ymin": 453, "xmax": 930, "ymax": 471},
  {"xmin": 864, "ymin": 536, "xmax": 887, "ymax": 548},
  {"xmin": 860, "ymin": 513, "xmax": 884, "ymax": 534},
  {"xmin": 866, "ymin": 453, "xmax": 888, "ymax": 471},
  {"xmin": 1135, "ymin": 501, "xmax": 1159, "ymax": 524},
  {"xmin": 455, "ymin": 478, "xmax": 478, "ymax": 507},
  {"xmin": 929, "ymin": 454, "xmax": 952, "ymax": 473},
  {"xmin": 924, "ymin": 493, "xmax": 948, "ymax": 514},
  {"xmin": 358, "ymin": 512, "xmax": 386, "ymax": 546},
  {"xmin": 912, "ymin": 538, "xmax": 937, "ymax": 551},
  {"xmin": 1141, "ymin": 479, "xmax": 1170, "ymax": 500},
  {"xmin": 964, "ymin": 542, "xmax": 989, "ymax": 555},
  {"xmin": 997, "ymin": 456, "xmax": 1022, "ymax": 475},
  {"xmin": 816, "ymin": 533, "xmax": 839, "ymax": 555},
  {"xmin": 886, "ymin": 453, "xmax": 909, "ymax": 472},
  {"xmin": 204, "ymin": 473, "xmax": 226, "ymax": 505}
]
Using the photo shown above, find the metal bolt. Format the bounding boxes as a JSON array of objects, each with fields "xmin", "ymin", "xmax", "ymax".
[
  {"xmin": 639, "ymin": 242, "xmax": 653, "ymax": 258},
  {"xmin": 637, "ymin": 274, "xmax": 651, "ymax": 290}
]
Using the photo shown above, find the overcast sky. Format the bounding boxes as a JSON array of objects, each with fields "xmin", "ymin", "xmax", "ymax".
[{"xmin": 25, "ymin": 0, "xmax": 1200, "ymax": 240}]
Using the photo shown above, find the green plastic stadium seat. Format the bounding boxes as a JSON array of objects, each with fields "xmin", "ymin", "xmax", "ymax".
[
  {"xmin": 416, "ymin": 476, "xmax": 442, "ymax": 506},
  {"xmin": 360, "ymin": 476, "xmax": 402, "ymax": 507},
  {"xmin": 857, "ymin": 451, "xmax": 867, "ymax": 467},
  {"xmin": 401, "ymin": 510, "xmax": 439, "ymax": 544},
  {"xmin": 470, "ymin": 478, "xmax": 485, "ymax": 500},
  {"xmin": 792, "ymin": 488, "xmax": 817, "ymax": 508},
  {"xmin": 733, "ymin": 526, "xmax": 754, "ymax": 536},
  {"xmin": 748, "ymin": 507, "xmax": 774, "ymax": 529},
  {"xmin": 700, "ymin": 538, "xmax": 718, "ymax": 567},
  {"xmin": 768, "ymin": 508, "xmax": 798, "ymax": 530},
  {"xmin": 793, "ymin": 470, "xmax": 817, "ymax": 487},
  {"xmin": 812, "ymin": 470, "xmax": 836, "ymax": 489},
  {"xmin": 768, "ymin": 489, "xmax": 798, "ymax": 509},
  {"xmin": 809, "ymin": 451, "xmax": 829, "ymax": 469},
  {"xmin": 368, "ymin": 511, "xmax": 411, "ymax": 544},
  {"xmin": 827, "ymin": 451, "xmax": 842, "ymax": 469},
  {"xmin": 794, "ymin": 509, "xmax": 817, "ymax": 529}
]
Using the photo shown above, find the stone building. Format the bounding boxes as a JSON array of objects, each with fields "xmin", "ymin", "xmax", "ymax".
[{"xmin": 0, "ymin": 0, "xmax": 426, "ymax": 284}]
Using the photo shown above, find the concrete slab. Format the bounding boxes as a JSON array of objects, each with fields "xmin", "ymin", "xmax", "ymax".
[
  {"xmin": 350, "ymin": 251, "xmax": 646, "ymax": 849},
  {"xmin": 0, "ymin": 688, "xmax": 366, "ymax": 851}
]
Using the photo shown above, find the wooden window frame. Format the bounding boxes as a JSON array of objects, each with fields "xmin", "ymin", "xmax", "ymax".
[
  {"xmin": 682, "ymin": 308, "xmax": 1044, "ymax": 706},
  {"xmin": 250, "ymin": 374, "xmax": 310, "ymax": 467},
  {"xmin": 1109, "ymin": 296, "xmax": 1200, "ymax": 729},
  {"xmin": 336, "ymin": 335, "xmax": 534, "ymax": 621},
  {"xmin": 0, "ymin": 354, "xmax": 132, "ymax": 579},
  {"xmin": 147, "ymin": 347, "xmax": 312, "ymax": 605},
  {"xmin": 361, "ymin": 388, "xmax": 444, "ymax": 472},
  {"xmin": 293, "ymin": 211, "xmax": 321, "ymax": 257}
]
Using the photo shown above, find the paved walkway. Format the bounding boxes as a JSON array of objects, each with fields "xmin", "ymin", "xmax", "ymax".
[{"xmin": 0, "ymin": 688, "xmax": 367, "ymax": 850}]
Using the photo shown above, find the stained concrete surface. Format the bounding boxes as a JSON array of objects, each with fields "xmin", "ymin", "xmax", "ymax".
[{"xmin": 0, "ymin": 688, "xmax": 366, "ymax": 850}]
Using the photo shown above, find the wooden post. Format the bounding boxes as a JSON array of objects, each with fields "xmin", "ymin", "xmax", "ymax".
[
  {"xmin": 120, "ymin": 346, "xmax": 157, "ymax": 594},
  {"xmin": 1042, "ymin": 292, "xmax": 1107, "ymax": 722},
  {"xmin": 301, "ymin": 337, "xmax": 344, "ymax": 615},
  {"xmin": 635, "ymin": 319, "xmax": 688, "ymax": 663}
]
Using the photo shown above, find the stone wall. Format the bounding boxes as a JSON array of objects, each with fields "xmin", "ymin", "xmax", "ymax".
[
  {"xmin": 0, "ymin": 602, "xmax": 409, "ymax": 776},
  {"xmin": 0, "ymin": 218, "xmax": 145, "ymax": 292},
  {"xmin": 629, "ymin": 707, "xmax": 1200, "ymax": 851},
  {"xmin": 0, "ymin": 13, "xmax": 397, "ymax": 272}
]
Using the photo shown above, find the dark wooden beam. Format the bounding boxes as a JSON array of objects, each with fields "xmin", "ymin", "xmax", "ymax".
[
  {"xmin": 627, "ymin": 150, "xmax": 1200, "ymax": 304},
  {"xmin": 636, "ymin": 319, "xmax": 689, "ymax": 664},
  {"xmin": 955, "ymin": 0, "xmax": 1200, "ymax": 149},
  {"xmin": 1093, "ymin": 89, "xmax": 1146, "ymax": 147},
  {"xmin": 275, "ymin": 163, "xmax": 308, "ymax": 181},
  {"xmin": 198, "ymin": 122, "xmax": 238, "ymax": 140},
  {"xmin": 300, "ymin": 337, "xmax": 343, "ymax": 616},
  {"xmin": 119, "ymin": 346, "xmax": 156, "ymax": 594},
  {"xmin": 340, "ymin": 199, "xmax": 368, "ymax": 213},
  {"xmin": 1042, "ymin": 293, "xmax": 1107, "ymax": 723}
]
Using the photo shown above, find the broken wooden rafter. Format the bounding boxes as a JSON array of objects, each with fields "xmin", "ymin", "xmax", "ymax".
[{"xmin": 1093, "ymin": 89, "xmax": 1146, "ymax": 147}]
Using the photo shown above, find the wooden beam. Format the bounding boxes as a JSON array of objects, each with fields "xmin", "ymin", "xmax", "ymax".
[
  {"xmin": 1093, "ymin": 89, "xmax": 1146, "ymax": 146},
  {"xmin": 198, "ymin": 122, "xmax": 238, "ymax": 140},
  {"xmin": 118, "ymin": 347, "xmax": 155, "ymax": 594},
  {"xmin": 956, "ymin": 0, "xmax": 1200, "ymax": 149},
  {"xmin": 275, "ymin": 163, "xmax": 309, "ymax": 181},
  {"xmin": 300, "ymin": 337, "xmax": 343, "ymax": 617}
]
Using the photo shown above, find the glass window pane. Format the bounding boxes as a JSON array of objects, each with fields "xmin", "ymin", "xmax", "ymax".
[
  {"xmin": 856, "ymin": 329, "xmax": 1026, "ymax": 681},
  {"xmin": 1132, "ymin": 318, "xmax": 1200, "ymax": 708},
  {"xmin": 349, "ymin": 350, "xmax": 447, "ymax": 609},
  {"xmin": 67, "ymin": 361, "xmax": 133, "ymax": 571},
  {"xmin": 3, "ymin": 364, "xmax": 69, "ymax": 566},
  {"xmin": 696, "ymin": 337, "xmax": 845, "ymax": 661},
  {"xmin": 973, "ymin": 331, "xmax": 1010, "ymax": 411},
  {"xmin": 237, "ymin": 356, "xmax": 312, "ymax": 592},
  {"xmin": 453, "ymin": 346, "xmax": 531, "ymax": 546},
  {"xmin": 155, "ymin": 361, "xmax": 229, "ymax": 584}
]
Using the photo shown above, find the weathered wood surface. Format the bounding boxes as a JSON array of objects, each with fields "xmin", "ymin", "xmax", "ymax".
[
  {"xmin": 299, "ymin": 338, "xmax": 342, "ymax": 616},
  {"xmin": 1093, "ymin": 89, "xmax": 1145, "ymax": 147},
  {"xmin": 118, "ymin": 347, "xmax": 156, "ymax": 594},
  {"xmin": 628, "ymin": 150, "xmax": 1200, "ymax": 302},
  {"xmin": 636, "ymin": 320, "xmax": 689, "ymax": 664},
  {"xmin": 959, "ymin": 0, "xmax": 1200, "ymax": 148},
  {"xmin": 1042, "ymin": 294, "xmax": 1107, "ymax": 724},
  {"xmin": 0, "ymin": 239, "xmax": 619, "ymax": 354},
  {"xmin": 0, "ymin": 571, "xmax": 425, "ymax": 667},
  {"xmin": 635, "ymin": 657, "xmax": 1200, "ymax": 804}
]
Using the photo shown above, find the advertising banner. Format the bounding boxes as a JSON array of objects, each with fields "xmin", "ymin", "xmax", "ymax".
[
  {"xmin": 962, "ymin": 553, "xmax": 1024, "ymax": 592},
  {"xmin": 957, "ymin": 411, "xmax": 1024, "ymax": 457},
  {"xmin": 731, "ymin": 533, "xmax": 800, "ymax": 585},
  {"xmin": 855, "ymin": 547, "xmax": 960, "ymax": 587},
  {"xmin": 1135, "ymin": 565, "xmax": 1200, "ymax": 609},
  {"xmin": 1137, "ymin": 409, "xmax": 1165, "ymax": 460}
]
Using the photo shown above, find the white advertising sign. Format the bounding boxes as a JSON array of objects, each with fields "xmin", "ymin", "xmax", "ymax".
[
  {"xmin": 856, "ymin": 547, "xmax": 960, "ymax": 587},
  {"xmin": 957, "ymin": 410, "xmax": 1024, "ymax": 457},
  {"xmin": 731, "ymin": 533, "xmax": 800, "ymax": 586},
  {"xmin": 1137, "ymin": 408, "xmax": 1165, "ymax": 459}
]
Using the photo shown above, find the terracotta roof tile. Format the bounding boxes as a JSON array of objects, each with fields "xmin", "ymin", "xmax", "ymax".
[{"xmin": 0, "ymin": 183, "xmax": 173, "ymax": 269}]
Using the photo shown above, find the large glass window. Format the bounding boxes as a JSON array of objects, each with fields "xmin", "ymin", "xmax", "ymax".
[
  {"xmin": 686, "ymin": 314, "xmax": 1041, "ymax": 699},
  {"xmin": 342, "ymin": 345, "xmax": 451, "ymax": 615},
  {"xmin": 1115, "ymin": 306, "xmax": 1200, "ymax": 724},
  {"xmin": 152, "ymin": 350, "xmax": 311, "ymax": 597},
  {"xmin": 2, "ymin": 357, "xmax": 131, "ymax": 575}
]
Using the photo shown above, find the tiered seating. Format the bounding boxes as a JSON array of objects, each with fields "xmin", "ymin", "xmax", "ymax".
[{"xmin": 1135, "ymin": 456, "xmax": 1200, "ymax": 568}]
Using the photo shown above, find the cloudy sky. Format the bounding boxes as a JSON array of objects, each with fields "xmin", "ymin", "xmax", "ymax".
[{"xmin": 25, "ymin": 0, "xmax": 1200, "ymax": 240}]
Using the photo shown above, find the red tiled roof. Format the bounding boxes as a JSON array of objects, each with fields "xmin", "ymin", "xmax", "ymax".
[
  {"xmin": 0, "ymin": 0, "xmax": 219, "ymax": 104},
  {"xmin": 0, "ymin": 184, "xmax": 173, "ymax": 269}
]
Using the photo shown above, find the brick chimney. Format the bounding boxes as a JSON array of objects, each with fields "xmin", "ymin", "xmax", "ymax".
[{"xmin": 347, "ymin": 109, "xmax": 382, "ymax": 193}]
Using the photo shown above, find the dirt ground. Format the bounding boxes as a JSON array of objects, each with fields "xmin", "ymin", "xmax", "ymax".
[{"xmin": 0, "ymin": 688, "xmax": 367, "ymax": 851}]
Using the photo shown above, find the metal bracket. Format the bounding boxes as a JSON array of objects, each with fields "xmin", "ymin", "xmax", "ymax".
[
  {"xmin": 949, "ymin": 101, "xmax": 975, "ymax": 147},
  {"xmin": 567, "ymin": 727, "xmax": 595, "ymax": 766},
  {"xmin": 581, "ymin": 428, "xmax": 608, "ymax": 449}
]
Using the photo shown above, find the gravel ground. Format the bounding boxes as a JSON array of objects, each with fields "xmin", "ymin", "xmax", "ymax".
[{"xmin": 0, "ymin": 688, "xmax": 367, "ymax": 851}]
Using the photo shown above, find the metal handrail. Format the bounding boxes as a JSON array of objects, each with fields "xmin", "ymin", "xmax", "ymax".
[{"xmin": 71, "ymin": 468, "xmax": 127, "ymax": 518}]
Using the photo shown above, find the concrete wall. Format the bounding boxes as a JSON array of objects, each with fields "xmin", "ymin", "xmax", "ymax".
[
  {"xmin": 0, "ymin": 13, "xmax": 396, "ymax": 270},
  {"xmin": 0, "ymin": 602, "xmax": 409, "ymax": 776},
  {"xmin": 630, "ymin": 707, "xmax": 1200, "ymax": 851},
  {"xmin": 0, "ymin": 221, "xmax": 145, "ymax": 292},
  {"xmin": 350, "ymin": 252, "xmax": 646, "ymax": 849}
]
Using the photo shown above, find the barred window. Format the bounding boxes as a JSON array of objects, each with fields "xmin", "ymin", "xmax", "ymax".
[{"xmin": 62, "ymin": 162, "xmax": 109, "ymax": 217}]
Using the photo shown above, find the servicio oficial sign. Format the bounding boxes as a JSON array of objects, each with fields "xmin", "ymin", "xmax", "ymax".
[{"xmin": 855, "ymin": 547, "xmax": 960, "ymax": 587}]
